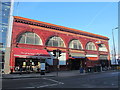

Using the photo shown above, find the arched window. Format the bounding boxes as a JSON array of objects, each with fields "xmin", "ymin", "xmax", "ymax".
[
  {"xmin": 69, "ymin": 39, "xmax": 82, "ymax": 49},
  {"xmin": 86, "ymin": 42, "xmax": 97, "ymax": 50},
  {"xmin": 17, "ymin": 32, "xmax": 42, "ymax": 45},
  {"xmin": 46, "ymin": 36, "xmax": 65, "ymax": 47},
  {"xmin": 98, "ymin": 44, "xmax": 107, "ymax": 51}
]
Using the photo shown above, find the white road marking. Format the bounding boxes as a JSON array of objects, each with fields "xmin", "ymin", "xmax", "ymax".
[
  {"xmin": 8, "ymin": 78, "xmax": 64, "ymax": 89},
  {"xmin": 43, "ymin": 78, "xmax": 64, "ymax": 84},
  {"xmin": 37, "ymin": 83, "xmax": 58, "ymax": 88}
]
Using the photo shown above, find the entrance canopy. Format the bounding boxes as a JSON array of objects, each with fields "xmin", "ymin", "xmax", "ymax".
[{"xmin": 13, "ymin": 48, "xmax": 50, "ymax": 59}]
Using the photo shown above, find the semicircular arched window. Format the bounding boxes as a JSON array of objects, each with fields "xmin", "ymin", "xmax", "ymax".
[
  {"xmin": 86, "ymin": 42, "xmax": 97, "ymax": 50},
  {"xmin": 17, "ymin": 32, "xmax": 42, "ymax": 45},
  {"xmin": 69, "ymin": 39, "xmax": 82, "ymax": 50},
  {"xmin": 98, "ymin": 44, "xmax": 107, "ymax": 52},
  {"xmin": 46, "ymin": 36, "xmax": 65, "ymax": 47}
]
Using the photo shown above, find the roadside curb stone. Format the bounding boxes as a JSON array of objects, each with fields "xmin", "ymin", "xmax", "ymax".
[{"xmin": 1, "ymin": 70, "xmax": 117, "ymax": 79}]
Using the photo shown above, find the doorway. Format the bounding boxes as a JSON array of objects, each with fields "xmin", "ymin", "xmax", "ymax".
[{"xmin": 70, "ymin": 58, "xmax": 85, "ymax": 70}]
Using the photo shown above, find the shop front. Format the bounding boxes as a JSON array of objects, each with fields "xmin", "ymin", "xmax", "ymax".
[
  {"xmin": 12, "ymin": 48, "xmax": 50, "ymax": 73},
  {"xmin": 99, "ymin": 55, "xmax": 109, "ymax": 70},
  {"xmin": 86, "ymin": 54, "xmax": 100, "ymax": 72},
  {"xmin": 68, "ymin": 53, "xmax": 86, "ymax": 70}
]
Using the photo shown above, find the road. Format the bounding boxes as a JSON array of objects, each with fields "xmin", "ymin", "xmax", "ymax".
[{"xmin": 2, "ymin": 71, "xmax": 120, "ymax": 89}]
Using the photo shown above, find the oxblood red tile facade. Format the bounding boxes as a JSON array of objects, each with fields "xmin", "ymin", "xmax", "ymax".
[{"xmin": 10, "ymin": 16, "xmax": 110, "ymax": 71}]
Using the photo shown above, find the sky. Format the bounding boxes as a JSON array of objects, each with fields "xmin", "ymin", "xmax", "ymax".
[{"xmin": 13, "ymin": 2, "xmax": 118, "ymax": 54}]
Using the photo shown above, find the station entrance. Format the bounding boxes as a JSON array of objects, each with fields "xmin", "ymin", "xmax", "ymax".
[{"xmin": 69, "ymin": 58, "xmax": 86, "ymax": 70}]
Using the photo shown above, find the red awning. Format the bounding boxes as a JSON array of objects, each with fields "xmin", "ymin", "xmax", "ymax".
[
  {"xmin": 13, "ymin": 48, "xmax": 50, "ymax": 58},
  {"xmin": 87, "ymin": 57, "xmax": 98, "ymax": 61}
]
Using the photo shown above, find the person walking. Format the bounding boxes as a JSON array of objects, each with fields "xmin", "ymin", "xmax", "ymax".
[{"xmin": 19, "ymin": 65, "xmax": 23, "ymax": 75}]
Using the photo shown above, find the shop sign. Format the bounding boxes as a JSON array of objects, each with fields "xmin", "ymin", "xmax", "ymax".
[
  {"xmin": 13, "ymin": 48, "xmax": 50, "ymax": 58},
  {"xmin": 99, "ymin": 55, "xmax": 108, "ymax": 60},
  {"xmin": 70, "ymin": 53, "xmax": 85, "ymax": 57},
  {"xmin": 86, "ymin": 54, "xmax": 98, "ymax": 57}
]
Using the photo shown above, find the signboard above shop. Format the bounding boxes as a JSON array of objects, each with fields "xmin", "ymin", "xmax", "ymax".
[
  {"xmin": 70, "ymin": 53, "xmax": 85, "ymax": 58},
  {"xmin": 99, "ymin": 55, "xmax": 108, "ymax": 60},
  {"xmin": 86, "ymin": 54, "xmax": 98, "ymax": 57},
  {"xmin": 86, "ymin": 54, "xmax": 98, "ymax": 61}
]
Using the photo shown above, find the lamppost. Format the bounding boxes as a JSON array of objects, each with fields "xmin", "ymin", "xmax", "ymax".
[{"xmin": 112, "ymin": 27, "xmax": 118, "ymax": 65}]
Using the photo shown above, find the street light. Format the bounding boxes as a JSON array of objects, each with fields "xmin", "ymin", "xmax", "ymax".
[{"xmin": 112, "ymin": 27, "xmax": 118, "ymax": 65}]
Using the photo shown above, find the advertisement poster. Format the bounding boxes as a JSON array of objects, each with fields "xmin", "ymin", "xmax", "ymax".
[{"xmin": 41, "ymin": 63, "xmax": 45, "ymax": 70}]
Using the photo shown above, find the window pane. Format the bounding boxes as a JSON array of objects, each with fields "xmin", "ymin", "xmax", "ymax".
[
  {"xmin": 2, "ymin": 3, "xmax": 10, "ymax": 12},
  {"xmin": 19, "ymin": 35, "xmax": 25, "ymax": 43},
  {"xmin": 47, "ymin": 40, "xmax": 52, "ymax": 46},
  {"xmin": 2, "ymin": 16, "xmax": 9, "ymax": 24},
  {"xmin": 35, "ymin": 37, "xmax": 40, "ymax": 45},
  {"xmin": 2, "ymin": 2, "xmax": 11, "ymax": 6},
  {"xmin": 17, "ymin": 32, "xmax": 41, "ymax": 45},
  {"xmin": 27, "ymin": 32, "xmax": 34, "ymax": 37},
  {"xmin": 46, "ymin": 36, "xmax": 65, "ymax": 47},
  {"xmin": 53, "ymin": 40, "xmax": 58, "ymax": 47},
  {"xmin": 74, "ymin": 44, "xmax": 77, "ymax": 49},
  {"xmin": 69, "ymin": 40, "xmax": 82, "ymax": 49},
  {"xmin": 59, "ymin": 41, "xmax": 64, "ymax": 47},
  {"xmin": 2, "ymin": 25, "xmax": 8, "ymax": 32},
  {"xmin": 86, "ymin": 42, "xmax": 96, "ymax": 50},
  {"xmin": 78, "ymin": 44, "xmax": 82, "ymax": 49},
  {"xmin": 26, "ymin": 36, "xmax": 34, "ymax": 44}
]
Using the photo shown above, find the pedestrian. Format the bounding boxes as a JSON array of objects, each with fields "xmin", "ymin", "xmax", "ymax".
[
  {"xmin": 37, "ymin": 65, "xmax": 40, "ymax": 72},
  {"xmin": 19, "ymin": 65, "xmax": 23, "ymax": 75}
]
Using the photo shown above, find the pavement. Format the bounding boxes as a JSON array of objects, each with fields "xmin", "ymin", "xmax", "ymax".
[{"xmin": 1, "ymin": 70, "xmax": 119, "ymax": 79}]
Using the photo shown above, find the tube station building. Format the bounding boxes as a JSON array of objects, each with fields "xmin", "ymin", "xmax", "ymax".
[{"xmin": 8, "ymin": 16, "xmax": 110, "ymax": 73}]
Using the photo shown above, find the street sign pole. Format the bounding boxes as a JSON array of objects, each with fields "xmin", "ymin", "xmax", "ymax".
[{"xmin": 56, "ymin": 50, "xmax": 59, "ymax": 77}]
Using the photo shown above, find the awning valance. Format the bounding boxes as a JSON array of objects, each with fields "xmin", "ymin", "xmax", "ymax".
[
  {"xmin": 86, "ymin": 54, "xmax": 98, "ymax": 57},
  {"xmin": 99, "ymin": 55, "xmax": 108, "ymax": 60},
  {"xmin": 70, "ymin": 53, "xmax": 85, "ymax": 59},
  {"xmin": 13, "ymin": 48, "xmax": 50, "ymax": 58},
  {"xmin": 87, "ymin": 57, "xmax": 98, "ymax": 60},
  {"xmin": 70, "ymin": 53, "xmax": 85, "ymax": 57},
  {"xmin": 86, "ymin": 54, "xmax": 98, "ymax": 61}
]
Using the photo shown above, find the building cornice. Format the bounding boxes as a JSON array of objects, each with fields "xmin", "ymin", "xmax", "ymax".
[{"xmin": 14, "ymin": 16, "xmax": 109, "ymax": 40}]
